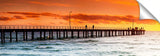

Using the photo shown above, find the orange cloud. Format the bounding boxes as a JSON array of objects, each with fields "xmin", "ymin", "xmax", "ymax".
[
  {"xmin": 26, "ymin": 15, "xmax": 40, "ymax": 18},
  {"xmin": 0, "ymin": 16, "xmax": 11, "ymax": 21},
  {"xmin": 7, "ymin": 12, "xmax": 40, "ymax": 16},
  {"xmin": 29, "ymin": 1, "xmax": 70, "ymax": 7},
  {"xmin": 62, "ymin": 14, "xmax": 157, "ymax": 24},
  {"xmin": 4, "ymin": 12, "xmax": 157, "ymax": 25},
  {"xmin": 0, "ymin": 15, "xmax": 25, "ymax": 21},
  {"xmin": 14, "ymin": 15, "xmax": 25, "ymax": 19},
  {"xmin": 7, "ymin": 12, "xmax": 60, "ymax": 17}
]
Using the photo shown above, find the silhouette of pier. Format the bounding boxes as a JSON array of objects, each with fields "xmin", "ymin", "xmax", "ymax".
[{"xmin": 0, "ymin": 25, "xmax": 145, "ymax": 44}]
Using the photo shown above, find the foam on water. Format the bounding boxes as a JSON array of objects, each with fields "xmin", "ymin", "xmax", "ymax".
[{"xmin": 0, "ymin": 31, "xmax": 160, "ymax": 56}]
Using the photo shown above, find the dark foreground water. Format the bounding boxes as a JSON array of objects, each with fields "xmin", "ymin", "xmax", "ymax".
[{"xmin": 0, "ymin": 31, "xmax": 160, "ymax": 56}]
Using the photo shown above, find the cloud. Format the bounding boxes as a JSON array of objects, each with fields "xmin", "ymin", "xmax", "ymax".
[
  {"xmin": 0, "ymin": 15, "xmax": 25, "ymax": 21},
  {"xmin": 14, "ymin": 15, "xmax": 25, "ymax": 19},
  {"xmin": 4, "ymin": 12, "xmax": 156, "ymax": 24},
  {"xmin": 41, "ymin": 13, "xmax": 60, "ymax": 17},
  {"xmin": 62, "ymin": 14, "xmax": 155, "ymax": 24},
  {"xmin": 26, "ymin": 15, "xmax": 40, "ymax": 18},
  {"xmin": 7, "ymin": 12, "xmax": 40, "ymax": 16},
  {"xmin": 0, "ymin": 16, "xmax": 11, "ymax": 21},
  {"xmin": 7, "ymin": 12, "xmax": 60, "ymax": 18},
  {"xmin": 29, "ymin": 1, "xmax": 70, "ymax": 7}
]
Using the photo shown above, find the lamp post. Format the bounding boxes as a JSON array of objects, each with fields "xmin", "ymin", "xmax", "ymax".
[{"xmin": 69, "ymin": 11, "xmax": 72, "ymax": 29}]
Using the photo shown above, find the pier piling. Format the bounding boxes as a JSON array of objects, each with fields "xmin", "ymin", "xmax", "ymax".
[
  {"xmin": 66, "ymin": 31, "xmax": 68, "ymax": 38},
  {"xmin": 10, "ymin": 31, "xmax": 12, "ymax": 42},
  {"xmin": 44, "ymin": 31, "xmax": 46, "ymax": 40},
  {"xmin": 16, "ymin": 31, "xmax": 18, "ymax": 42},
  {"xmin": 26, "ymin": 31, "xmax": 28, "ymax": 41},
  {"xmin": 40, "ymin": 31, "xmax": 42, "ymax": 40},
  {"xmin": 78, "ymin": 31, "xmax": 80, "ymax": 38},
  {"xmin": 71, "ymin": 31, "xmax": 74, "ymax": 38},
  {"xmin": 32, "ymin": 31, "xmax": 34, "ymax": 40}
]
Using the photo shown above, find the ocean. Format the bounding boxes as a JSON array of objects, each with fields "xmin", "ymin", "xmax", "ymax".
[{"xmin": 0, "ymin": 31, "xmax": 160, "ymax": 56}]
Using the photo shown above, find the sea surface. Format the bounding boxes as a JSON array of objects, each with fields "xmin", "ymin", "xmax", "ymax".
[{"xmin": 0, "ymin": 31, "xmax": 160, "ymax": 56}]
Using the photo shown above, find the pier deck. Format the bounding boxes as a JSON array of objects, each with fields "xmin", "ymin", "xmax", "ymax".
[{"xmin": 0, "ymin": 25, "xmax": 145, "ymax": 44}]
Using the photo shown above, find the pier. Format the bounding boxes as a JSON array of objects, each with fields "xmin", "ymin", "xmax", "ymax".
[{"xmin": 0, "ymin": 25, "xmax": 145, "ymax": 44}]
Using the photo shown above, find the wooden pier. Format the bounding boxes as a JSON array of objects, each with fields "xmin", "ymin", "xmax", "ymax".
[{"xmin": 0, "ymin": 25, "xmax": 145, "ymax": 44}]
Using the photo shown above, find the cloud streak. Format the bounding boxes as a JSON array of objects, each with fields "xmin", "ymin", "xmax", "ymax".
[
  {"xmin": 62, "ymin": 14, "xmax": 156, "ymax": 24},
  {"xmin": 2, "ymin": 12, "xmax": 157, "ymax": 24},
  {"xmin": 7, "ymin": 12, "xmax": 60, "ymax": 17},
  {"xmin": 0, "ymin": 15, "xmax": 25, "ymax": 21},
  {"xmin": 63, "ymin": 14, "xmax": 135, "ymax": 24},
  {"xmin": 0, "ymin": 16, "xmax": 11, "ymax": 21},
  {"xmin": 29, "ymin": 1, "xmax": 70, "ymax": 7}
]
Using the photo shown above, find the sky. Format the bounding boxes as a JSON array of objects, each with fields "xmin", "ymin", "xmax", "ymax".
[{"xmin": 0, "ymin": 0, "xmax": 159, "ymax": 31}]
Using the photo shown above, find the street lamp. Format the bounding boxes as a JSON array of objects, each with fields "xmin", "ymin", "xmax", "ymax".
[{"xmin": 69, "ymin": 11, "xmax": 72, "ymax": 29}]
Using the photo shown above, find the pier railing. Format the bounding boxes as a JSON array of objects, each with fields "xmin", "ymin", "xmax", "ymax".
[{"xmin": 0, "ymin": 25, "xmax": 129, "ymax": 30}]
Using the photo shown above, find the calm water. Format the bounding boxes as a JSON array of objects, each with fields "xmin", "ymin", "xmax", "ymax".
[{"xmin": 0, "ymin": 31, "xmax": 160, "ymax": 56}]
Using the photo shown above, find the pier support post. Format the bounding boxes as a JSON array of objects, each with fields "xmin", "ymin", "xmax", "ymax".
[
  {"xmin": 52, "ymin": 31, "xmax": 54, "ymax": 39},
  {"xmin": 109, "ymin": 30, "xmax": 111, "ymax": 37},
  {"xmin": 23, "ymin": 32, "xmax": 25, "ymax": 41},
  {"xmin": 1, "ymin": 31, "xmax": 4, "ymax": 43},
  {"xmin": 128, "ymin": 30, "xmax": 130, "ymax": 35},
  {"xmin": 63, "ymin": 31, "xmax": 65, "ymax": 39},
  {"xmin": 98, "ymin": 31, "xmax": 101, "ymax": 37},
  {"xmin": 83, "ymin": 31, "xmax": 84, "ymax": 38},
  {"xmin": 66, "ymin": 31, "xmax": 68, "ymax": 38},
  {"xmin": 91, "ymin": 31, "xmax": 93, "ymax": 37},
  {"xmin": 131, "ymin": 30, "xmax": 135, "ymax": 35},
  {"xmin": 59, "ymin": 31, "xmax": 61, "ymax": 39},
  {"xmin": 71, "ymin": 31, "xmax": 74, "ymax": 38},
  {"xmin": 112, "ymin": 31, "xmax": 114, "ymax": 36},
  {"xmin": 123, "ymin": 31, "xmax": 125, "ymax": 36},
  {"xmin": 78, "ymin": 31, "xmax": 80, "ymax": 38},
  {"xmin": 1, "ymin": 31, "xmax": 2, "ymax": 43},
  {"xmin": 135, "ymin": 30, "xmax": 137, "ymax": 35},
  {"xmin": 44, "ymin": 31, "xmax": 46, "ymax": 40},
  {"xmin": 85, "ymin": 31, "xmax": 88, "ymax": 38},
  {"xmin": 49, "ymin": 31, "xmax": 51, "ymax": 39},
  {"xmin": 56, "ymin": 31, "xmax": 59, "ymax": 39},
  {"xmin": 115, "ymin": 30, "xmax": 117, "ymax": 36},
  {"xmin": 3, "ymin": 32, "xmax": 5, "ymax": 43},
  {"xmin": 32, "ymin": 31, "xmax": 34, "ymax": 40},
  {"xmin": 10, "ymin": 31, "xmax": 12, "ymax": 42},
  {"xmin": 26, "ymin": 31, "xmax": 28, "ymax": 41},
  {"xmin": 101, "ymin": 31, "xmax": 103, "ymax": 37},
  {"xmin": 96, "ymin": 31, "xmax": 98, "ymax": 37},
  {"xmin": 16, "ymin": 31, "xmax": 18, "ymax": 42},
  {"xmin": 40, "ymin": 31, "xmax": 42, "ymax": 40}
]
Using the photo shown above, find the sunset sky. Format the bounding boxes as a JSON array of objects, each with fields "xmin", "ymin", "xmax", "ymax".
[{"xmin": 0, "ymin": 0, "xmax": 159, "ymax": 31}]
